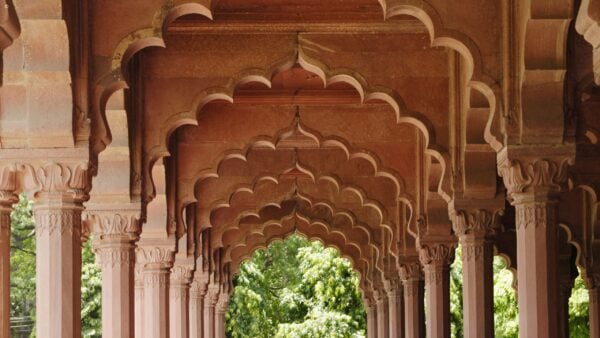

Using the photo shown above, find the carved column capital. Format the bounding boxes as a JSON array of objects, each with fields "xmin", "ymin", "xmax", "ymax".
[
  {"xmin": 451, "ymin": 209, "xmax": 500, "ymax": 238},
  {"xmin": 136, "ymin": 245, "xmax": 175, "ymax": 270},
  {"xmin": 384, "ymin": 278, "xmax": 402, "ymax": 298},
  {"xmin": 171, "ymin": 264, "xmax": 194, "ymax": 285},
  {"xmin": 418, "ymin": 243, "xmax": 456, "ymax": 267},
  {"xmin": 206, "ymin": 286, "xmax": 220, "ymax": 307},
  {"xmin": 20, "ymin": 161, "xmax": 90, "ymax": 201},
  {"xmin": 85, "ymin": 211, "xmax": 140, "ymax": 240},
  {"xmin": 216, "ymin": 294, "xmax": 229, "ymax": 314},
  {"xmin": 497, "ymin": 148, "xmax": 574, "ymax": 201},
  {"xmin": 399, "ymin": 262, "xmax": 423, "ymax": 282},
  {"xmin": 0, "ymin": 164, "xmax": 18, "ymax": 208}
]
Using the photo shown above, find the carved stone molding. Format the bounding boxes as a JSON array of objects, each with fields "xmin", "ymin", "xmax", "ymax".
[
  {"xmin": 216, "ymin": 294, "xmax": 229, "ymax": 314},
  {"xmin": 423, "ymin": 267, "xmax": 445, "ymax": 286},
  {"xmin": 170, "ymin": 265, "xmax": 193, "ymax": 284},
  {"xmin": 514, "ymin": 202, "xmax": 556, "ymax": 230},
  {"xmin": 20, "ymin": 162, "xmax": 89, "ymax": 200},
  {"xmin": 461, "ymin": 243, "xmax": 485, "ymax": 262},
  {"xmin": 497, "ymin": 155, "xmax": 573, "ymax": 199},
  {"xmin": 143, "ymin": 271, "xmax": 169, "ymax": 287},
  {"xmin": 403, "ymin": 280, "xmax": 421, "ymax": 298},
  {"xmin": 399, "ymin": 262, "xmax": 423, "ymax": 282},
  {"xmin": 190, "ymin": 278, "xmax": 208, "ymax": 298},
  {"xmin": 452, "ymin": 209, "xmax": 498, "ymax": 238},
  {"xmin": 34, "ymin": 209, "xmax": 81, "ymax": 238},
  {"xmin": 206, "ymin": 287, "xmax": 220, "ymax": 308},
  {"xmin": 418, "ymin": 243, "xmax": 456, "ymax": 267},
  {"xmin": 136, "ymin": 246, "xmax": 175, "ymax": 269},
  {"xmin": 0, "ymin": 165, "xmax": 18, "ymax": 205},
  {"xmin": 85, "ymin": 211, "xmax": 140, "ymax": 239},
  {"xmin": 383, "ymin": 278, "xmax": 402, "ymax": 298},
  {"xmin": 96, "ymin": 246, "xmax": 135, "ymax": 268}
]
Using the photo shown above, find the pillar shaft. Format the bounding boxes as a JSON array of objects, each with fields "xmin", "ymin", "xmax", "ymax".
[
  {"xmin": 419, "ymin": 244, "xmax": 454, "ymax": 338},
  {"xmin": 170, "ymin": 266, "xmax": 192, "ymax": 338},
  {"xmin": 0, "ymin": 194, "xmax": 15, "ymax": 338},
  {"xmin": 134, "ymin": 265, "xmax": 144, "ymax": 338},
  {"xmin": 498, "ymin": 154, "xmax": 572, "ymax": 338},
  {"xmin": 95, "ymin": 239, "xmax": 135, "ymax": 338},
  {"xmin": 137, "ymin": 246, "xmax": 174, "ymax": 338},
  {"xmin": 189, "ymin": 281, "xmax": 206, "ymax": 338},
  {"xmin": 590, "ymin": 288, "xmax": 600, "ymax": 338},
  {"xmin": 215, "ymin": 295, "xmax": 229, "ymax": 338},
  {"xmin": 387, "ymin": 289, "xmax": 403, "ymax": 338},
  {"xmin": 376, "ymin": 294, "xmax": 390, "ymax": 338},
  {"xmin": 204, "ymin": 288, "xmax": 219, "ymax": 338},
  {"xmin": 514, "ymin": 195, "xmax": 559, "ymax": 338},
  {"xmin": 402, "ymin": 279, "xmax": 424, "ymax": 338},
  {"xmin": 366, "ymin": 304, "xmax": 377, "ymax": 338},
  {"xmin": 35, "ymin": 195, "xmax": 84, "ymax": 338},
  {"xmin": 557, "ymin": 282, "xmax": 572, "ymax": 338}
]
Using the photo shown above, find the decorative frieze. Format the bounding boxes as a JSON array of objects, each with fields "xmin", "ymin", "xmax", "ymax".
[
  {"xmin": 21, "ymin": 162, "xmax": 89, "ymax": 199},
  {"xmin": 136, "ymin": 246, "xmax": 175, "ymax": 269},
  {"xmin": 144, "ymin": 272, "xmax": 170, "ymax": 287},
  {"xmin": 35, "ymin": 209, "xmax": 81, "ymax": 237},
  {"xmin": 461, "ymin": 243, "xmax": 485, "ymax": 262},
  {"xmin": 96, "ymin": 246, "xmax": 134, "ymax": 268},
  {"xmin": 86, "ymin": 212, "xmax": 140, "ymax": 238},
  {"xmin": 515, "ymin": 202, "xmax": 556, "ymax": 229}
]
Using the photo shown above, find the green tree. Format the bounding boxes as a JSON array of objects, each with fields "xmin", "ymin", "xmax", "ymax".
[
  {"xmin": 569, "ymin": 272, "xmax": 589, "ymax": 338},
  {"xmin": 226, "ymin": 235, "xmax": 366, "ymax": 338}
]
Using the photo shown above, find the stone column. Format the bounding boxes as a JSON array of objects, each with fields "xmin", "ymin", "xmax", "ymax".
[
  {"xmin": 400, "ymin": 262, "xmax": 424, "ymax": 338},
  {"xmin": 31, "ymin": 162, "xmax": 88, "ymax": 338},
  {"xmin": 215, "ymin": 293, "xmax": 229, "ymax": 338},
  {"xmin": 365, "ymin": 298, "xmax": 378, "ymax": 338},
  {"xmin": 452, "ymin": 209, "xmax": 497, "ymax": 338},
  {"xmin": 204, "ymin": 286, "xmax": 219, "ymax": 338},
  {"xmin": 419, "ymin": 243, "xmax": 455, "ymax": 338},
  {"xmin": 590, "ymin": 287, "xmax": 600, "ymax": 338},
  {"xmin": 134, "ymin": 264, "xmax": 145, "ymax": 338},
  {"xmin": 376, "ymin": 290, "xmax": 390, "ymax": 338},
  {"xmin": 0, "ymin": 168, "xmax": 17, "ymax": 338},
  {"xmin": 558, "ymin": 280, "xmax": 573, "ymax": 338},
  {"xmin": 385, "ymin": 279, "xmax": 403, "ymax": 338},
  {"xmin": 189, "ymin": 277, "xmax": 207, "ymax": 338},
  {"xmin": 170, "ymin": 265, "xmax": 193, "ymax": 338},
  {"xmin": 137, "ymin": 246, "xmax": 175, "ymax": 338},
  {"xmin": 88, "ymin": 213, "xmax": 139, "ymax": 338},
  {"xmin": 499, "ymin": 154, "xmax": 572, "ymax": 338}
]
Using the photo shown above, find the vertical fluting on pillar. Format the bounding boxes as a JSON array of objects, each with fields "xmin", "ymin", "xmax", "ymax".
[
  {"xmin": 0, "ymin": 168, "xmax": 17, "ymax": 338},
  {"xmin": 376, "ymin": 290, "xmax": 390, "ymax": 338},
  {"xmin": 137, "ymin": 246, "xmax": 175, "ymax": 338},
  {"xmin": 452, "ymin": 209, "xmax": 497, "ymax": 338},
  {"xmin": 499, "ymin": 154, "xmax": 572, "ymax": 338},
  {"xmin": 88, "ymin": 213, "xmax": 139, "ymax": 338},
  {"xmin": 384, "ymin": 279, "xmax": 403, "ymax": 338},
  {"xmin": 134, "ymin": 264, "xmax": 145, "ymax": 338},
  {"xmin": 589, "ymin": 287, "xmax": 600, "ymax": 338},
  {"xmin": 189, "ymin": 278, "xmax": 207, "ymax": 338},
  {"xmin": 419, "ymin": 243, "xmax": 455, "ymax": 338},
  {"xmin": 215, "ymin": 293, "xmax": 229, "ymax": 338},
  {"xmin": 400, "ymin": 262, "xmax": 425, "ymax": 338},
  {"xmin": 31, "ymin": 162, "xmax": 88, "ymax": 338},
  {"xmin": 204, "ymin": 286, "xmax": 219, "ymax": 338},
  {"xmin": 170, "ymin": 265, "xmax": 193, "ymax": 338}
]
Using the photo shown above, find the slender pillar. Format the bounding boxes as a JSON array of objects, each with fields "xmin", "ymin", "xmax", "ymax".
[
  {"xmin": 400, "ymin": 262, "xmax": 425, "ymax": 338},
  {"xmin": 170, "ymin": 265, "xmax": 193, "ymax": 338},
  {"xmin": 385, "ymin": 279, "xmax": 403, "ymax": 338},
  {"xmin": 189, "ymin": 278, "xmax": 207, "ymax": 338},
  {"xmin": 590, "ymin": 288, "xmax": 600, "ymax": 338},
  {"xmin": 215, "ymin": 293, "xmax": 229, "ymax": 338},
  {"xmin": 558, "ymin": 280, "xmax": 573, "ymax": 338},
  {"xmin": 452, "ymin": 209, "xmax": 496, "ymax": 338},
  {"xmin": 499, "ymin": 154, "xmax": 572, "ymax": 338},
  {"xmin": 137, "ymin": 246, "xmax": 174, "ymax": 338},
  {"xmin": 365, "ymin": 299, "xmax": 378, "ymax": 338},
  {"xmin": 33, "ymin": 162, "xmax": 88, "ymax": 338},
  {"xmin": 89, "ymin": 213, "xmax": 139, "ymax": 338},
  {"xmin": 419, "ymin": 243, "xmax": 455, "ymax": 338},
  {"xmin": 204, "ymin": 286, "xmax": 219, "ymax": 338},
  {"xmin": 0, "ymin": 182, "xmax": 17, "ymax": 338},
  {"xmin": 134, "ymin": 264, "xmax": 145, "ymax": 338},
  {"xmin": 376, "ymin": 290, "xmax": 390, "ymax": 338}
]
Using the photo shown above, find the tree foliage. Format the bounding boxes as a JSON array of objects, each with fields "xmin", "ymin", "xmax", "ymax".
[{"xmin": 226, "ymin": 235, "xmax": 366, "ymax": 338}]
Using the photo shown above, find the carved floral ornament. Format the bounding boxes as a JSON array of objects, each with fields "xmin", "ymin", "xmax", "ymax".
[
  {"xmin": 497, "ymin": 156, "xmax": 573, "ymax": 198},
  {"xmin": 170, "ymin": 265, "xmax": 194, "ymax": 283},
  {"xmin": 418, "ymin": 243, "xmax": 456, "ymax": 267},
  {"xmin": 84, "ymin": 212, "xmax": 140, "ymax": 238},
  {"xmin": 136, "ymin": 246, "xmax": 175, "ymax": 268},
  {"xmin": 399, "ymin": 262, "xmax": 423, "ymax": 281},
  {"xmin": 451, "ymin": 209, "xmax": 500, "ymax": 237},
  {"xmin": 0, "ymin": 161, "xmax": 90, "ymax": 200}
]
